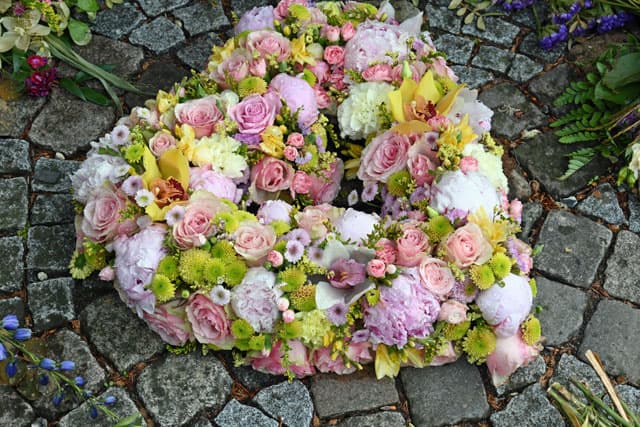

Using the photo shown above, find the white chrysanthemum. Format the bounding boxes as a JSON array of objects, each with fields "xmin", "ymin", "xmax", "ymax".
[
  {"xmin": 430, "ymin": 170, "xmax": 501, "ymax": 216},
  {"xmin": 446, "ymin": 88, "xmax": 493, "ymax": 135},
  {"xmin": 462, "ymin": 143, "xmax": 509, "ymax": 191},
  {"xmin": 190, "ymin": 134, "xmax": 248, "ymax": 178},
  {"xmin": 71, "ymin": 154, "xmax": 130, "ymax": 203},
  {"xmin": 337, "ymin": 82, "xmax": 393, "ymax": 140}
]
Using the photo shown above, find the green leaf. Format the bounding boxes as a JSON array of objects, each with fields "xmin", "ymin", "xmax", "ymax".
[
  {"xmin": 60, "ymin": 77, "xmax": 87, "ymax": 101},
  {"xmin": 76, "ymin": 0, "xmax": 100, "ymax": 13},
  {"xmin": 114, "ymin": 414, "xmax": 144, "ymax": 427},
  {"xmin": 68, "ymin": 19, "xmax": 92, "ymax": 46},
  {"xmin": 594, "ymin": 81, "xmax": 637, "ymax": 104},
  {"xmin": 80, "ymin": 86, "xmax": 111, "ymax": 106},
  {"xmin": 602, "ymin": 52, "xmax": 640, "ymax": 89},
  {"xmin": 558, "ymin": 148, "xmax": 596, "ymax": 180}
]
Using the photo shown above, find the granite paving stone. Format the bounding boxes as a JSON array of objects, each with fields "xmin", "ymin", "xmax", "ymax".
[
  {"xmin": 472, "ymin": 45, "xmax": 514, "ymax": 74},
  {"xmin": 535, "ymin": 210, "xmax": 612, "ymax": 287},
  {"xmin": 450, "ymin": 66, "xmax": 494, "ymax": 89},
  {"xmin": 0, "ymin": 138, "xmax": 30, "ymax": 174},
  {"xmin": 508, "ymin": 3, "xmax": 546, "ymax": 28},
  {"xmin": 91, "ymin": 2, "xmax": 146, "ymax": 39},
  {"xmin": 577, "ymin": 183, "xmax": 626, "ymax": 225},
  {"xmin": 177, "ymin": 33, "xmax": 223, "ymax": 70},
  {"xmin": 519, "ymin": 202, "xmax": 543, "ymax": 242},
  {"xmin": 392, "ymin": 0, "xmax": 420, "ymax": 22},
  {"xmin": 137, "ymin": 0, "xmax": 190, "ymax": 16},
  {"xmin": 497, "ymin": 356, "xmax": 547, "ymax": 396},
  {"xmin": 130, "ymin": 17, "xmax": 186, "ymax": 55},
  {"xmin": 508, "ymin": 168, "xmax": 532, "ymax": 201},
  {"xmin": 535, "ymin": 276, "xmax": 589, "ymax": 346},
  {"xmin": 425, "ymin": 4, "xmax": 461, "ymax": 32},
  {"xmin": 0, "ymin": 236, "xmax": 24, "ymax": 293},
  {"xmin": 528, "ymin": 63, "xmax": 577, "ymax": 110},
  {"xmin": 478, "ymin": 83, "xmax": 546, "ymax": 139},
  {"xmin": 58, "ymin": 387, "xmax": 143, "ymax": 427},
  {"xmin": 254, "ymin": 380, "xmax": 313, "ymax": 427},
  {"xmin": 31, "ymin": 194, "xmax": 75, "ymax": 225},
  {"xmin": 29, "ymin": 88, "xmax": 115, "ymax": 156},
  {"xmin": 462, "ymin": 17, "xmax": 520, "ymax": 46},
  {"xmin": 190, "ymin": 419, "xmax": 213, "ymax": 427},
  {"xmin": 0, "ymin": 297, "xmax": 25, "ymax": 321},
  {"xmin": 26, "ymin": 224, "xmax": 75, "ymax": 273},
  {"xmin": 80, "ymin": 295, "xmax": 164, "ymax": 372},
  {"xmin": 551, "ymin": 354, "xmax": 605, "ymax": 398},
  {"xmin": 27, "ymin": 278, "xmax": 75, "ymax": 333},
  {"xmin": 228, "ymin": 362, "xmax": 282, "ymax": 390},
  {"xmin": 508, "ymin": 54, "xmax": 544, "ymax": 83},
  {"xmin": 230, "ymin": 0, "xmax": 274, "ymax": 15},
  {"xmin": 125, "ymin": 57, "xmax": 189, "ymax": 108},
  {"xmin": 519, "ymin": 32, "xmax": 565, "ymax": 63},
  {"xmin": 490, "ymin": 384, "xmax": 564, "ymax": 427},
  {"xmin": 32, "ymin": 158, "xmax": 81, "ymax": 193},
  {"xmin": 514, "ymin": 131, "xmax": 610, "ymax": 198},
  {"xmin": 609, "ymin": 385, "xmax": 640, "ymax": 414},
  {"xmin": 311, "ymin": 367, "xmax": 399, "ymax": 418},
  {"xmin": 0, "ymin": 96, "xmax": 46, "ymax": 137},
  {"xmin": 215, "ymin": 400, "xmax": 278, "ymax": 427},
  {"xmin": 629, "ymin": 193, "xmax": 640, "ymax": 233},
  {"xmin": 401, "ymin": 358, "xmax": 489, "ymax": 427},
  {"xmin": 580, "ymin": 299, "xmax": 640, "ymax": 384},
  {"xmin": 605, "ymin": 230, "xmax": 640, "ymax": 304},
  {"xmin": 0, "ymin": 386, "xmax": 36, "ymax": 427},
  {"xmin": 0, "ymin": 177, "xmax": 28, "ymax": 231},
  {"xmin": 173, "ymin": 1, "xmax": 229, "ymax": 37},
  {"xmin": 336, "ymin": 412, "xmax": 406, "ymax": 427},
  {"xmin": 137, "ymin": 352, "xmax": 232, "ymax": 426},
  {"xmin": 434, "ymin": 34, "xmax": 474, "ymax": 64}
]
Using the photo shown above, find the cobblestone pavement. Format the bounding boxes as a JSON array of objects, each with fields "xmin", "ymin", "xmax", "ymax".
[{"xmin": 1, "ymin": 1, "xmax": 639, "ymax": 426}]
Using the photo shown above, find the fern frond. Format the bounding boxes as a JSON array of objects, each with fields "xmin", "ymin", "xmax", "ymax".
[
  {"xmin": 558, "ymin": 148, "xmax": 597, "ymax": 180},
  {"xmin": 558, "ymin": 131, "xmax": 602, "ymax": 144}
]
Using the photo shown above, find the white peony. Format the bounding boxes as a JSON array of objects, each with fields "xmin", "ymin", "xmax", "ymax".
[
  {"xmin": 430, "ymin": 170, "xmax": 501, "ymax": 216},
  {"xmin": 334, "ymin": 208, "xmax": 379, "ymax": 244},
  {"xmin": 462, "ymin": 143, "xmax": 509, "ymax": 191},
  {"xmin": 337, "ymin": 82, "xmax": 393, "ymax": 140},
  {"xmin": 446, "ymin": 88, "xmax": 493, "ymax": 135},
  {"xmin": 475, "ymin": 274, "xmax": 533, "ymax": 338}
]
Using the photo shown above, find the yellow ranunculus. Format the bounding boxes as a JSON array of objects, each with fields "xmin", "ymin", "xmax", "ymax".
[
  {"xmin": 467, "ymin": 206, "xmax": 508, "ymax": 248},
  {"xmin": 260, "ymin": 126, "xmax": 286, "ymax": 158}
]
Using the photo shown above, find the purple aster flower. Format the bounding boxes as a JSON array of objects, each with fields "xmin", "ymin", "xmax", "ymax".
[
  {"xmin": 285, "ymin": 240, "xmax": 305, "ymax": 263},
  {"xmin": 361, "ymin": 182, "xmax": 378, "ymax": 202},
  {"xmin": 308, "ymin": 246, "xmax": 324, "ymax": 264},
  {"xmin": 165, "ymin": 205, "xmax": 186, "ymax": 227},
  {"xmin": 210, "ymin": 285, "xmax": 231, "ymax": 306},
  {"xmin": 326, "ymin": 302, "xmax": 349, "ymax": 326},
  {"xmin": 450, "ymin": 280, "xmax": 478, "ymax": 304},
  {"xmin": 234, "ymin": 133, "xmax": 262, "ymax": 146},
  {"xmin": 120, "ymin": 175, "xmax": 144, "ymax": 196},
  {"xmin": 351, "ymin": 329, "xmax": 370, "ymax": 343},
  {"xmin": 295, "ymin": 152, "xmax": 313, "ymax": 165},
  {"xmin": 110, "ymin": 125, "xmax": 130, "ymax": 146},
  {"xmin": 285, "ymin": 228, "xmax": 311, "ymax": 246}
]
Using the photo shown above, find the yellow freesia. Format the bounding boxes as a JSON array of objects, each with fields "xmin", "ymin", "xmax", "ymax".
[
  {"xmin": 438, "ymin": 115, "xmax": 477, "ymax": 151},
  {"xmin": 467, "ymin": 206, "xmax": 508, "ymax": 248},
  {"xmin": 156, "ymin": 90, "xmax": 177, "ymax": 114},
  {"xmin": 260, "ymin": 126, "xmax": 286, "ymax": 158},
  {"xmin": 290, "ymin": 35, "xmax": 316, "ymax": 66},
  {"xmin": 175, "ymin": 124, "xmax": 196, "ymax": 160},
  {"xmin": 375, "ymin": 345, "xmax": 401, "ymax": 379}
]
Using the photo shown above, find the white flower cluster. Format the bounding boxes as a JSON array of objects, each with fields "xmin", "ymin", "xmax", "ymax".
[
  {"xmin": 337, "ymin": 82, "xmax": 394, "ymax": 140},
  {"xmin": 462, "ymin": 143, "xmax": 509, "ymax": 191}
]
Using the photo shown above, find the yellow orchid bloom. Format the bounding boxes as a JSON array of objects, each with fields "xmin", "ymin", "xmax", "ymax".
[
  {"xmin": 260, "ymin": 125, "xmax": 286, "ymax": 158},
  {"xmin": 156, "ymin": 90, "xmax": 177, "ymax": 114},
  {"xmin": 375, "ymin": 345, "xmax": 401, "ymax": 379},
  {"xmin": 141, "ymin": 147, "xmax": 191, "ymax": 221},
  {"xmin": 175, "ymin": 124, "xmax": 196, "ymax": 160}
]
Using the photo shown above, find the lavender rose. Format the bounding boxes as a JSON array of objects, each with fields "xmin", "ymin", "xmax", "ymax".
[
  {"xmin": 186, "ymin": 293, "xmax": 234, "ymax": 348},
  {"xmin": 228, "ymin": 92, "xmax": 280, "ymax": 135}
]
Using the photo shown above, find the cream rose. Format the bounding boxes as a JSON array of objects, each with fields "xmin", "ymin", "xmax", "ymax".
[{"xmin": 233, "ymin": 221, "xmax": 277, "ymax": 266}]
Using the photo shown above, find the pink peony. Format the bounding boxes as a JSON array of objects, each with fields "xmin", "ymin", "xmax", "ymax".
[
  {"xmin": 375, "ymin": 238, "xmax": 397, "ymax": 264},
  {"xmin": 256, "ymin": 200, "xmax": 292, "ymax": 224},
  {"xmin": 81, "ymin": 186, "xmax": 128, "ymax": 243},
  {"xmin": 430, "ymin": 170, "xmax": 501, "ymax": 217},
  {"xmin": 234, "ymin": 6, "xmax": 275, "ymax": 34},
  {"xmin": 344, "ymin": 21, "xmax": 411, "ymax": 72},
  {"xmin": 476, "ymin": 273, "xmax": 533, "ymax": 337},
  {"xmin": 190, "ymin": 166, "xmax": 241, "ymax": 203},
  {"xmin": 269, "ymin": 74, "xmax": 319, "ymax": 129},
  {"xmin": 437, "ymin": 300, "xmax": 468, "ymax": 324},
  {"xmin": 174, "ymin": 96, "xmax": 224, "ymax": 139},
  {"xmin": 308, "ymin": 158, "xmax": 344, "ymax": 204},
  {"xmin": 245, "ymin": 30, "xmax": 291, "ymax": 61},
  {"xmin": 250, "ymin": 339, "xmax": 314, "ymax": 377},
  {"xmin": 357, "ymin": 130, "xmax": 412, "ymax": 184},
  {"xmin": 444, "ymin": 222, "xmax": 492, "ymax": 269},
  {"xmin": 233, "ymin": 221, "xmax": 276, "ymax": 266},
  {"xmin": 249, "ymin": 157, "xmax": 295, "ymax": 203},
  {"xmin": 486, "ymin": 333, "xmax": 540, "ymax": 386},
  {"xmin": 231, "ymin": 267, "xmax": 280, "ymax": 332},
  {"xmin": 186, "ymin": 293, "xmax": 234, "ymax": 348},
  {"xmin": 228, "ymin": 92, "xmax": 280, "ymax": 135},
  {"xmin": 396, "ymin": 224, "xmax": 431, "ymax": 267},
  {"xmin": 144, "ymin": 301, "xmax": 193, "ymax": 346},
  {"xmin": 418, "ymin": 257, "xmax": 455, "ymax": 298},
  {"xmin": 148, "ymin": 131, "xmax": 177, "ymax": 157},
  {"xmin": 173, "ymin": 192, "xmax": 230, "ymax": 249}
]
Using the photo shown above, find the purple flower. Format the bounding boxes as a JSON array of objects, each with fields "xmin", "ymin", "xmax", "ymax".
[
  {"xmin": 40, "ymin": 358, "xmax": 56, "ymax": 371},
  {"xmin": 285, "ymin": 240, "xmax": 305, "ymax": 263},
  {"xmin": 120, "ymin": 175, "xmax": 143, "ymax": 196},
  {"xmin": 103, "ymin": 395, "xmax": 117, "ymax": 405},
  {"xmin": 75, "ymin": 376, "xmax": 85, "ymax": 387},
  {"xmin": 2, "ymin": 314, "xmax": 19, "ymax": 330},
  {"xmin": 450, "ymin": 279, "xmax": 478, "ymax": 303},
  {"xmin": 326, "ymin": 302, "xmax": 349, "ymax": 326},
  {"xmin": 60, "ymin": 360, "xmax": 75, "ymax": 371},
  {"xmin": 328, "ymin": 259, "xmax": 367, "ymax": 288},
  {"xmin": 285, "ymin": 228, "xmax": 311, "ymax": 246},
  {"xmin": 14, "ymin": 328, "xmax": 31, "ymax": 341},
  {"xmin": 210, "ymin": 285, "xmax": 231, "ymax": 306},
  {"xmin": 25, "ymin": 68, "xmax": 58, "ymax": 97},
  {"xmin": 110, "ymin": 125, "xmax": 130, "ymax": 146},
  {"xmin": 0, "ymin": 343, "xmax": 6, "ymax": 361},
  {"xmin": 5, "ymin": 361, "xmax": 17, "ymax": 378},
  {"xmin": 308, "ymin": 246, "xmax": 323, "ymax": 264},
  {"xmin": 351, "ymin": 329, "xmax": 370, "ymax": 343}
]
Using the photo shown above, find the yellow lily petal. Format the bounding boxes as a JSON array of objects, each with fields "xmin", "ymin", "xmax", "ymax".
[
  {"xmin": 375, "ymin": 345, "xmax": 401, "ymax": 379},
  {"xmin": 416, "ymin": 70, "xmax": 442, "ymax": 105},
  {"xmin": 158, "ymin": 148, "xmax": 190, "ymax": 190},
  {"xmin": 388, "ymin": 78, "xmax": 417, "ymax": 123},
  {"xmin": 145, "ymin": 202, "xmax": 170, "ymax": 222},
  {"xmin": 391, "ymin": 120, "xmax": 432, "ymax": 135},
  {"xmin": 141, "ymin": 146, "xmax": 161, "ymax": 188},
  {"xmin": 436, "ymin": 82, "xmax": 465, "ymax": 115},
  {"xmin": 404, "ymin": 347, "xmax": 426, "ymax": 368}
]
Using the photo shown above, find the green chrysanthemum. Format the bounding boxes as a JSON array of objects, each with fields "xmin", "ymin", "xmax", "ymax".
[
  {"xmin": 210, "ymin": 240, "xmax": 237, "ymax": 262},
  {"xmin": 521, "ymin": 315, "xmax": 541, "ymax": 346},
  {"xmin": 290, "ymin": 284, "xmax": 316, "ymax": 312},
  {"xmin": 215, "ymin": 211, "xmax": 240, "ymax": 233},
  {"xmin": 237, "ymin": 76, "xmax": 268, "ymax": 97},
  {"xmin": 489, "ymin": 252, "xmax": 512, "ymax": 280},
  {"xmin": 69, "ymin": 251, "xmax": 93, "ymax": 279},
  {"xmin": 278, "ymin": 267, "xmax": 307, "ymax": 292},
  {"xmin": 443, "ymin": 320, "xmax": 471, "ymax": 341},
  {"xmin": 157, "ymin": 256, "xmax": 179, "ymax": 281},
  {"xmin": 150, "ymin": 274, "xmax": 176, "ymax": 302},
  {"xmin": 274, "ymin": 240, "xmax": 287, "ymax": 254},
  {"xmin": 248, "ymin": 335, "xmax": 266, "ymax": 351},
  {"xmin": 231, "ymin": 319, "xmax": 255, "ymax": 339},
  {"xmin": 427, "ymin": 215, "xmax": 454, "ymax": 242},
  {"xmin": 280, "ymin": 320, "xmax": 303, "ymax": 339},
  {"xmin": 123, "ymin": 143, "xmax": 144, "ymax": 163},
  {"xmin": 224, "ymin": 259, "xmax": 248, "ymax": 286},
  {"xmin": 204, "ymin": 258, "xmax": 226, "ymax": 285},
  {"xmin": 470, "ymin": 264, "xmax": 496, "ymax": 290},
  {"xmin": 386, "ymin": 170, "xmax": 413, "ymax": 197},
  {"xmin": 366, "ymin": 288, "xmax": 380, "ymax": 306},
  {"xmin": 236, "ymin": 211, "xmax": 257, "ymax": 223},
  {"xmin": 463, "ymin": 326, "xmax": 496, "ymax": 364},
  {"xmin": 270, "ymin": 220, "xmax": 291, "ymax": 236},
  {"xmin": 179, "ymin": 249, "xmax": 212, "ymax": 288}
]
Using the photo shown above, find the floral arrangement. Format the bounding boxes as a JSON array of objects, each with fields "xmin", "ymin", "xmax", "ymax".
[{"xmin": 70, "ymin": 0, "xmax": 542, "ymax": 385}]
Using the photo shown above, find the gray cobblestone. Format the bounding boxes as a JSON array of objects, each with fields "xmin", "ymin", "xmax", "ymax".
[
  {"xmin": 434, "ymin": 34, "xmax": 474, "ymax": 64},
  {"xmin": 138, "ymin": 0, "xmax": 190, "ymax": 16},
  {"xmin": 173, "ymin": 1, "xmax": 229, "ymax": 36},
  {"xmin": 177, "ymin": 33, "xmax": 223, "ymax": 70},
  {"xmin": 490, "ymin": 384, "xmax": 563, "ymax": 427},
  {"xmin": 26, "ymin": 224, "xmax": 75, "ymax": 273},
  {"xmin": 508, "ymin": 54, "xmax": 544, "ymax": 82},
  {"xmin": 425, "ymin": 4, "xmax": 460, "ymax": 33},
  {"xmin": 32, "ymin": 158, "xmax": 81, "ymax": 193},
  {"xmin": 336, "ymin": 412, "xmax": 406, "ymax": 427},
  {"xmin": 0, "ymin": 297, "xmax": 25, "ymax": 321},
  {"xmin": 479, "ymin": 84, "xmax": 546, "ymax": 140},
  {"xmin": 0, "ymin": 96, "xmax": 46, "ymax": 137},
  {"xmin": 0, "ymin": 177, "xmax": 28, "ymax": 231},
  {"xmin": 130, "ymin": 17, "xmax": 186, "ymax": 55},
  {"xmin": 28, "ymin": 278, "xmax": 75, "ymax": 332},
  {"xmin": 215, "ymin": 400, "xmax": 277, "ymax": 427},
  {"xmin": 605, "ymin": 230, "xmax": 640, "ymax": 304},
  {"xmin": 462, "ymin": 17, "xmax": 520, "ymax": 46},
  {"xmin": 472, "ymin": 45, "xmax": 514, "ymax": 74},
  {"xmin": 254, "ymin": 380, "xmax": 313, "ymax": 427},
  {"xmin": 91, "ymin": 2, "xmax": 146, "ymax": 39},
  {"xmin": 0, "ymin": 138, "xmax": 30, "ymax": 174},
  {"xmin": 0, "ymin": 236, "xmax": 24, "ymax": 294},
  {"xmin": 450, "ymin": 66, "xmax": 494, "ymax": 89},
  {"xmin": 577, "ymin": 183, "xmax": 626, "ymax": 225},
  {"xmin": 31, "ymin": 193, "xmax": 75, "ymax": 225}
]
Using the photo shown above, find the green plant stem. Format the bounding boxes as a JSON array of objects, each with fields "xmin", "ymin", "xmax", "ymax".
[{"xmin": 571, "ymin": 379, "xmax": 635, "ymax": 427}]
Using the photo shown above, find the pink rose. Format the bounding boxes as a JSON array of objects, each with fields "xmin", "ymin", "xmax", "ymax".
[
  {"xmin": 291, "ymin": 171, "xmax": 312, "ymax": 195},
  {"xmin": 273, "ymin": 0, "xmax": 307, "ymax": 19},
  {"xmin": 396, "ymin": 224, "xmax": 431, "ymax": 267},
  {"xmin": 148, "ymin": 131, "xmax": 177, "ymax": 157},
  {"xmin": 233, "ymin": 221, "xmax": 276, "ymax": 266},
  {"xmin": 357, "ymin": 130, "xmax": 412, "ymax": 184},
  {"xmin": 251, "ymin": 339, "xmax": 314, "ymax": 377},
  {"xmin": 307, "ymin": 61, "xmax": 330, "ymax": 84},
  {"xmin": 362, "ymin": 64, "xmax": 393, "ymax": 82},
  {"xmin": 321, "ymin": 25, "xmax": 340, "ymax": 42},
  {"xmin": 459, "ymin": 156, "xmax": 479, "ymax": 174},
  {"xmin": 229, "ymin": 93, "xmax": 280, "ymax": 135},
  {"xmin": 375, "ymin": 238, "xmax": 397, "ymax": 264},
  {"xmin": 186, "ymin": 293, "xmax": 234, "ymax": 348},
  {"xmin": 487, "ymin": 333, "xmax": 540, "ymax": 386},
  {"xmin": 81, "ymin": 186, "xmax": 127, "ymax": 243},
  {"xmin": 427, "ymin": 115, "xmax": 451, "ymax": 130},
  {"xmin": 295, "ymin": 204, "xmax": 341, "ymax": 240},
  {"xmin": 287, "ymin": 132, "xmax": 304, "ymax": 148},
  {"xmin": 418, "ymin": 257, "xmax": 455, "ymax": 298},
  {"xmin": 444, "ymin": 222, "xmax": 492, "ymax": 268},
  {"xmin": 308, "ymin": 158, "xmax": 343, "ymax": 204},
  {"xmin": 144, "ymin": 301, "xmax": 193, "ymax": 346},
  {"xmin": 250, "ymin": 157, "xmax": 295, "ymax": 203},
  {"xmin": 173, "ymin": 193, "xmax": 229, "ymax": 249},
  {"xmin": 323, "ymin": 45, "xmax": 345, "ymax": 65},
  {"xmin": 437, "ymin": 300, "xmax": 468, "ymax": 324},
  {"xmin": 284, "ymin": 146, "xmax": 298, "ymax": 161},
  {"xmin": 267, "ymin": 250, "xmax": 283, "ymax": 267},
  {"xmin": 249, "ymin": 58, "xmax": 267, "ymax": 77},
  {"xmin": 407, "ymin": 134, "xmax": 439, "ymax": 186},
  {"xmin": 328, "ymin": 68, "xmax": 346, "ymax": 90},
  {"xmin": 313, "ymin": 85, "xmax": 332, "ymax": 110},
  {"xmin": 341, "ymin": 21, "xmax": 355, "ymax": 40},
  {"xmin": 190, "ymin": 166, "xmax": 241, "ymax": 203},
  {"xmin": 367, "ymin": 259, "xmax": 386, "ymax": 278},
  {"xmin": 270, "ymin": 74, "xmax": 319, "ymax": 129},
  {"xmin": 246, "ymin": 30, "xmax": 291, "ymax": 61},
  {"xmin": 174, "ymin": 96, "xmax": 224, "ymax": 139},
  {"xmin": 211, "ymin": 49, "xmax": 251, "ymax": 88}
]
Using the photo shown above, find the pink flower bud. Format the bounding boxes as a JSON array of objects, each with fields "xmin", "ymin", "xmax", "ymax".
[
  {"xmin": 459, "ymin": 156, "xmax": 479, "ymax": 174},
  {"xmin": 386, "ymin": 264, "xmax": 397, "ymax": 275},
  {"xmin": 283, "ymin": 309, "xmax": 295, "ymax": 323},
  {"xmin": 367, "ymin": 259, "xmax": 386, "ymax": 278},
  {"xmin": 284, "ymin": 146, "xmax": 298, "ymax": 161},
  {"xmin": 267, "ymin": 250, "xmax": 284, "ymax": 267},
  {"xmin": 99, "ymin": 266, "xmax": 115, "ymax": 281},
  {"xmin": 277, "ymin": 297, "xmax": 290, "ymax": 311},
  {"xmin": 287, "ymin": 132, "xmax": 305, "ymax": 148}
]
